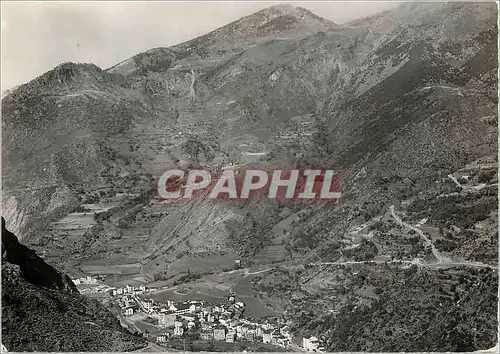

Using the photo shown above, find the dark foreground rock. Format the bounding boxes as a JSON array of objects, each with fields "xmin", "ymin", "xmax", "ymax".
[{"xmin": 1, "ymin": 217, "xmax": 147, "ymax": 352}]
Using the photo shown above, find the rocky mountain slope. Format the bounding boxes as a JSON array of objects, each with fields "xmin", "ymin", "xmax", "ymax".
[
  {"xmin": 2, "ymin": 2, "xmax": 498, "ymax": 351},
  {"xmin": 1, "ymin": 218, "xmax": 147, "ymax": 352}
]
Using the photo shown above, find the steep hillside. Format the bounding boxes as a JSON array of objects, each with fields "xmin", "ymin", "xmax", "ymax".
[
  {"xmin": 251, "ymin": 262, "xmax": 498, "ymax": 352},
  {"xmin": 2, "ymin": 62, "xmax": 152, "ymax": 237},
  {"xmin": 1, "ymin": 3, "xmax": 353, "ymax": 253},
  {"xmin": 141, "ymin": 1, "xmax": 498, "ymax": 273},
  {"xmin": 1, "ymin": 2, "xmax": 498, "ymax": 352},
  {"xmin": 1, "ymin": 218, "xmax": 147, "ymax": 352}
]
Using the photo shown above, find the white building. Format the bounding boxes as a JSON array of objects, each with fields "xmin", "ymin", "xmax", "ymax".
[
  {"xmin": 156, "ymin": 334, "xmax": 167, "ymax": 343},
  {"xmin": 168, "ymin": 304, "xmax": 178, "ymax": 312},
  {"xmin": 280, "ymin": 325, "xmax": 292, "ymax": 340},
  {"xmin": 226, "ymin": 330, "xmax": 236, "ymax": 343},
  {"xmin": 73, "ymin": 276, "xmax": 98, "ymax": 285},
  {"xmin": 143, "ymin": 299, "xmax": 154, "ymax": 310},
  {"xmin": 87, "ymin": 276, "xmax": 98, "ymax": 284},
  {"xmin": 263, "ymin": 330, "xmax": 273, "ymax": 344},
  {"xmin": 236, "ymin": 325, "xmax": 244, "ymax": 339},
  {"xmin": 303, "ymin": 336, "xmax": 320, "ymax": 352},
  {"xmin": 255, "ymin": 326, "xmax": 263, "ymax": 337},
  {"xmin": 262, "ymin": 323, "xmax": 275, "ymax": 330},
  {"xmin": 213, "ymin": 305, "xmax": 224, "ymax": 313},
  {"xmin": 174, "ymin": 327, "xmax": 184, "ymax": 337}
]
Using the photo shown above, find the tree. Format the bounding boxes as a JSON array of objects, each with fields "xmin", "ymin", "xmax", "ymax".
[{"xmin": 310, "ymin": 115, "xmax": 331, "ymax": 162}]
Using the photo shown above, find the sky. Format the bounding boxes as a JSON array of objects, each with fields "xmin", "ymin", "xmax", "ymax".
[{"xmin": 1, "ymin": 1, "xmax": 399, "ymax": 90}]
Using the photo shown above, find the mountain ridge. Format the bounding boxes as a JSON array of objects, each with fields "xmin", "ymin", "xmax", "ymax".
[{"xmin": 1, "ymin": 2, "xmax": 498, "ymax": 352}]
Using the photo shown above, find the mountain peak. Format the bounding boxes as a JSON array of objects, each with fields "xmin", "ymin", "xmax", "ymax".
[
  {"xmin": 222, "ymin": 3, "xmax": 338, "ymax": 39},
  {"xmin": 256, "ymin": 3, "xmax": 336, "ymax": 24},
  {"xmin": 259, "ymin": 3, "xmax": 297, "ymax": 15},
  {"xmin": 4, "ymin": 62, "xmax": 104, "ymax": 98},
  {"xmin": 265, "ymin": 4, "xmax": 295, "ymax": 10},
  {"xmin": 260, "ymin": 4, "xmax": 328, "ymax": 20}
]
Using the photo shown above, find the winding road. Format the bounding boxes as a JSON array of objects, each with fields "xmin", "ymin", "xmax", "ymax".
[
  {"xmin": 244, "ymin": 268, "xmax": 273, "ymax": 277},
  {"xmin": 390, "ymin": 205, "xmax": 446, "ymax": 262},
  {"xmin": 447, "ymin": 174, "xmax": 496, "ymax": 192},
  {"xmin": 309, "ymin": 260, "xmax": 415, "ymax": 266},
  {"xmin": 389, "ymin": 205, "xmax": 497, "ymax": 270}
]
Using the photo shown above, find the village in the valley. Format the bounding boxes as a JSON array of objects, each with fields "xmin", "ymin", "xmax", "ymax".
[{"xmin": 72, "ymin": 275, "xmax": 325, "ymax": 352}]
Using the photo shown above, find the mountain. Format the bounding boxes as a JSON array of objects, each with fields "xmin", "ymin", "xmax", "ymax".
[
  {"xmin": 1, "ymin": 85, "xmax": 19, "ymax": 99},
  {"xmin": 1, "ymin": 2, "xmax": 351, "ymax": 242},
  {"xmin": 1, "ymin": 2, "xmax": 498, "ymax": 352},
  {"xmin": 109, "ymin": 3, "xmax": 339, "ymax": 77},
  {"xmin": 1, "ymin": 218, "xmax": 147, "ymax": 352}
]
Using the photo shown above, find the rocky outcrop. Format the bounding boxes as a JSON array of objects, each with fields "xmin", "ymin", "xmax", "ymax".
[
  {"xmin": 1, "ymin": 218, "xmax": 147, "ymax": 352},
  {"xmin": 2, "ymin": 217, "xmax": 77, "ymax": 293}
]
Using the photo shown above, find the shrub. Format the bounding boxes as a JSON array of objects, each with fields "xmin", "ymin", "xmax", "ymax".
[{"xmin": 478, "ymin": 170, "xmax": 496, "ymax": 183}]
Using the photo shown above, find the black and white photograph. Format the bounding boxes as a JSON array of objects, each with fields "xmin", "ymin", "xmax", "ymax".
[{"xmin": 1, "ymin": 1, "xmax": 498, "ymax": 352}]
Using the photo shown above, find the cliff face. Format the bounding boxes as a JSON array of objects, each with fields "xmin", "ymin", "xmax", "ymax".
[
  {"xmin": 2, "ymin": 217, "xmax": 78, "ymax": 293},
  {"xmin": 1, "ymin": 217, "xmax": 147, "ymax": 352}
]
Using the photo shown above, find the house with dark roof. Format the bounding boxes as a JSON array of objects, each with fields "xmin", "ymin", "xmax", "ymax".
[{"xmin": 175, "ymin": 302, "xmax": 193, "ymax": 315}]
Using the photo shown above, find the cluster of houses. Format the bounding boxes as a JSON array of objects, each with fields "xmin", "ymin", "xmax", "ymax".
[
  {"xmin": 154, "ymin": 309, "xmax": 293, "ymax": 349},
  {"xmin": 116, "ymin": 294, "xmax": 140, "ymax": 316},
  {"xmin": 75, "ymin": 279, "xmax": 325, "ymax": 352},
  {"xmin": 72, "ymin": 276, "xmax": 116, "ymax": 294},
  {"xmin": 110, "ymin": 286, "xmax": 326, "ymax": 351},
  {"xmin": 118, "ymin": 294, "xmax": 296, "ymax": 349},
  {"xmin": 72, "ymin": 277, "xmax": 154, "ymax": 296},
  {"xmin": 72, "ymin": 276, "xmax": 99, "ymax": 285},
  {"xmin": 111, "ymin": 284, "xmax": 152, "ymax": 296}
]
